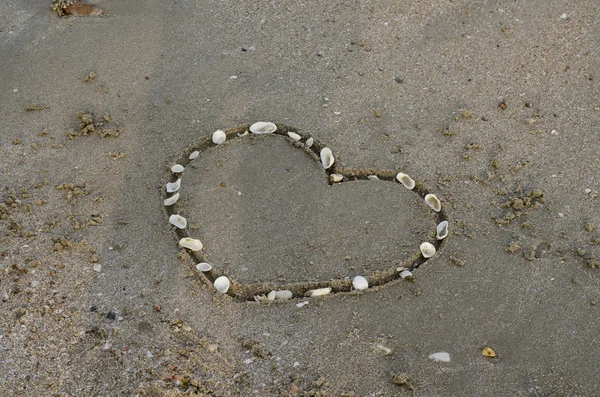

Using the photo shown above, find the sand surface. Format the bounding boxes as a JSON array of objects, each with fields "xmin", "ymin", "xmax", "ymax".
[{"xmin": 1, "ymin": 1, "xmax": 599, "ymax": 395}]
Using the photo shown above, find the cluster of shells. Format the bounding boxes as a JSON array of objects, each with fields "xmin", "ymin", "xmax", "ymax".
[{"xmin": 164, "ymin": 122, "xmax": 448, "ymax": 303}]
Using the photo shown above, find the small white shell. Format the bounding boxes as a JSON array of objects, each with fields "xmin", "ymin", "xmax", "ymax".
[
  {"xmin": 196, "ymin": 262, "xmax": 212, "ymax": 272},
  {"xmin": 287, "ymin": 132, "xmax": 301, "ymax": 141},
  {"xmin": 178, "ymin": 238, "xmax": 203, "ymax": 251},
  {"xmin": 164, "ymin": 193, "xmax": 180, "ymax": 206},
  {"xmin": 305, "ymin": 287, "xmax": 332, "ymax": 297},
  {"xmin": 436, "ymin": 221, "xmax": 449, "ymax": 240},
  {"xmin": 367, "ymin": 175, "xmax": 380, "ymax": 181},
  {"xmin": 420, "ymin": 242, "xmax": 436, "ymax": 258},
  {"xmin": 424, "ymin": 194, "xmax": 441, "ymax": 212},
  {"xmin": 171, "ymin": 164, "xmax": 184, "ymax": 173},
  {"xmin": 166, "ymin": 178, "xmax": 181, "ymax": 193},
  {"xmin": 169, "ymin": 214, "xmax": 187, "ymax": 229},
  {"xmin": 214, "ymin": 276, "xmax": 230, "ymax": 294},
  {"xmin": 428, "ymin": 352, "xmax": 451, "ymax": 362},
  {"xmin": 330, "ymin": 174, "xmax": 344, "ymax": 183},
  {"xmin": 250, "ymin": 122, "xmax": 277, "ymax": 134},
  {"xmin": 305, "ymin": 137, "xmax": 314, "ymax": 148},
  {"xmin": 399, "ymin": 270, "xmax": 413, "ymax": 279},
  {"xmin": 212, "ymin": 130, "xmax": 226, "ymax": 144},
  {"xmin": 320, "ymin": 147, "xmax": 335, "ymax": 169},
  {"xmin": 352, "ymin": 276, "xmax": 369, "ymax": 291},
  {"xmin": 396, "ymin": 172, "xmax": 415, "ymax": 190},
  {"xmin": 267, "ymin": 290, "xmax": 293, "ymax": 300},
  {"xmin": 189, "ymin": 150, "xmax": 199, "ymax": 160}
]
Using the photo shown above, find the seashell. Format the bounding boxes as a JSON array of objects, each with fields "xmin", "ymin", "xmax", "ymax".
[
  {"xmin": 367, "ymin": 175, "xmax": 380, "ymax": 181},
  {"xmin": 189, "ymin": 150, "xmax": 199, "ymax": 160},
  {"xmin": 169, "ymin": 214, "xmax": 187, "ymax": 229},
  {"xmin": 296, "ymin": 300, "xmax": 309, "ymax": 308},
  {"xmin": 212, "ymin": 130, "xmax": 226, "ymax": 144},
  {"xmin": 399, "ymin": 270, "xmax": 413, "ymax": 279},
  {"xmin": 305, "ymin": 287, "xmax": 332, "ymax": 297},
  {"xmin": 164, "ymin": 193, "xmax": 180, "ymax": 206},
  {"xmin": 352, "ymin": 276, "xmax": 369, "ymax": 291},
  {"xmin": 166, "ymin": 178, "xmax": 181, "ymax": 193},
  {"xmin": 424, "ymin": 194, "xmax": 441, "ymax": 212},
  {"xmin": 267, "ymin": 290, "xmax": 293, "ymax": 301},
  {"xmin": 375, "ymin": 344, "xmax": 392, "ymax": 355},
  {"xmin": 287, "ymin": 132, "xmax": 301, "ymax": 141},
  {"xmin": 428, "ymin": 352, "xmax": 451, "ymax": 362},
  {"xmin": 420, "ymin": 242, "xmax": 436, "ymax": 258},
  {"xmin": 250, "ymin": 122, "xmax": 277, "ymax": 134},
  {"xmin": 196, "ymin": 262, "xmax": 212, "ymax": 272},
  {"xmin": 396, "ymin": 172, "xmax": 415, "ymax": 190},
  {"xmin": 178, "ymin": 237, "xmax": 203, "ymax": 251},
  {"xmin": 320, "ymin": 147, "xmax": 335, "ymax": 169},
  {"xmin": 330, "ymin": 174, "xmax": 343, "ymax": 183},
  {"xmin": 237, "ymin": 130, "xmax": 249, "ymax": 137},
  {"xmin": 214, "ymin": 276, "xmax": 230, "ymax": 294},
  {"xmin": 436, "ymin": 220, "xmax": 449, "ymax": 240},
  {"xmin": 305, "ymin": 137, "xmax": 314, "ymax": 148},
  {"xmin": 171, "ymin": 164, "xmax": 184, "ymax": 173}
]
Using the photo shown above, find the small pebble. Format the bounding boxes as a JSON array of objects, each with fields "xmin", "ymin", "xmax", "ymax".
[
  {"xmin": 89, "ymin": 305, "xmax": 97, "ymax": 312},
  {"xmin": 106, "ymin": 311, "xmax": 117, "ymax": 321},
  {"xmin": 560, "ymin": 13, "xmax": 567, "ymax": 19},
  {"xmin": 93, "ymin": 263, "xmax": 102, "ymax": 272}
]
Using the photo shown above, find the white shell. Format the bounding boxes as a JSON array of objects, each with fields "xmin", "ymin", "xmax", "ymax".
[
  {"xmin": 166, "ymin": 178, "xmax": 182, "ymax": 193},
  {"xmin": 424, "ymin": 194, "xmax": 441, "ymax": 212},
  {"xmin": 420, "ymin": 242, "xmax": 436, "ymax": 258},
  {"xmin": 305, "ymin": 137, "xmax": 314, "ymax": 148},
  {"xmin": 428, "ymin": 352, "xmax": 451, "ymax": 362},
  {"xmin": 320, "ymin": 147, "xmax": 335, "ymax": 169},
  {"xmin": 189, "ymin": 150, "xmax": 199, "ymax": 160},
  {"xmin": 164, "ymin": 193, "xmax": 180, "ymax": 206},
  {"xmin": 287, "ymin": 132, "xmax": 301, "ymax": 141},
  {"xmin": 436, "ymin": 221, "xmax": 449, "ymax": 240},
  {"xmin": 212, "ymin": 130, "xmax": 226, "ymax": 144},
  {"xmin": 367, "ymin": 175, "xmax": 380, "ymax": 181},
  {"xmin": 171, "ymin": 164, "xmax": 184, "ymax": 173},
  {"xmin": 169, "ymin": 214, "xmax": 187, "ymax": 229},
  {"xmin": 214, "ymin": 276, "xmax": 230, "ymax": 294},
  {"xmin": 399, "ymin": 270, "xmax": 413, "ymax": 279},
  {"xmin": 196, "ymin": 262, "xmax": 212, "ymax": 272},
  {"xmin": 352, "ymin": 276, "xmax": 369, "ymax": 291},
  {"xmin": 250, "ymin": 122, "xmax": 277, "ymax": 134},
  {"xmin": 396, "ymin": 173, "xmax": 415, "ymax": 190},
  {"xmin": 267, "ymin": 290, "xmax": 293, "ymax": 300},
  {"xmin": 331, "ymin": 174, "xmax": 343, "ymax": 183},
  {"xmin": 178, "ymin": 238, "xmax": 203, "ymax": 251},
  {"xmin": 305, "ymin": 287, "xmax": 332, "ymax": 297}
]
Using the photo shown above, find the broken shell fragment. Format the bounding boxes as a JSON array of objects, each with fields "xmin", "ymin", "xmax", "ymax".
[
  {"xmin": 367, "ymin": 175, "xmax": 380, "ymax": 181},
  {"xmin": 163, "ymin": 193, "xmax": 180, "ymax": 206},
  {"xmin": 178, "ymin": 238, "xmax": 203, "ymax": 251},
  {"xmin": 352, "ymin": 276, "xmax": 369, "ymax": 291},
  {"xmin": 267, "ymin": 290, "xmax": 293, "ymax": 301},
  {"xmin": 250, "ymin": 122, "xmax": 277, "ymax": 134},
  {"xmin": 169, "ymin": 214, "xmax": 187, "ymax": 229},
  {"xmin": 330, "ymin": 174, "xmax": 343, "ymax": 183},
  {"xmin": 436, "ymin": 221, "xmax": 449, "ymax": 240},
  {"xmin": 428, "ymin": 352, "xmax": 451, "ymax": 362},
  {"xmin": 166, "ymin": 178, "xmax": 181, "ymax": 193},
  {"xmin": 424, "ymin": 194, "xmax": 441, "ymax": 212},
  {"xmin": 399, "ymin": 270, "xmax": 413, "ymax": 279},
  {"xmin": 305, "ymin": 287, "xmax": 332, "ymax": 297},
  {"xmin": 396, "ymin": 172, "xmax": 415, "ymax": 190},
  {"xmin": 305, "ymin": 137, "xmax": 314, "ymax": 148},
  {"xmin": 171, "ymin": 164, "xmax": 184, "ymax": 173},
  {"xmin": 212, "ymin": 130, "xmax": 226, "ymax": 144},
  {"xmin": 189, "ymin": 150, "xmax": 199, "ymax": 160},
  {"xmin": 214, "ymin": 276, "xmax": 230, "ymax": 294},
  {"xmin": 196, "ymin": 262, "xmax": 212, "ymax": 272},
  {"xmin": 287, "ymin": 132, "xmax": 301, "ymax": 141},
  {"xmin": 420, "ymin": 242, "xmax": 436, "ymax": 258},
  {"xmin": 320, "ymin": 147, "xmax": 335, "ymax": 169}
]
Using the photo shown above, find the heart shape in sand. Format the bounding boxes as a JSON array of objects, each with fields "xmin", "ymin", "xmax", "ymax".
[{"xmin": 163, "ymin": 123, "xmax": 447, "ymax": 302}]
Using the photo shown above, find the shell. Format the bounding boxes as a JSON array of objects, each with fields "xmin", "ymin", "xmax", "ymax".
[
  {"xmin": 267, "ymin": 290, "xmax": 293, "ymax": 300},
  {"xmin": 169, "ymin": 214, "xmax": 187, "ymax": 229},
  {"xmin": 424, "ymin": 194, "xmax": 441, "ymax": 212},
  {"xmin": 196, "ymin": 262, "xmax": 212, "ymax": 272},
  {"xmin": 250, "ymin": 122, "xmax": 277, "ymax": 134},
  {"xmin": 396, "ymin": 173, "xmax": 415, "ymax": 190},
  {"xmin": 399, "ymin": 270, "xmax": 413, "ymax": 279},
  {"xmin": 305, "ymin": 287, "xmax": 332, "ymax": 297},
  {"xmin": 189, "ymin": 150, "xmax": 199, "ymax": 160},
  {"xmin": 178, "ymin": 238, "xmax": 203, "ymax": 251},
  {"xmin": 305, "ymin": 137, "xmax": 314, "ymax": 148},
  {"xmin": 171, "ymin": 164, "xmax": 184, "ymax": 173},
  {"xmin": 352, "ymin": 276, "xmax": 369, "ymax": 291},
  {"xmin": 428, "ymin": 352, "xmax": 451, "ymax": 362},
  {"xmin": 287, "ymin": 132, "xmax": 301, "ymax": 141},
  {"xmin": 330, "ymin": 174, "xmax": 344, "ymax": 183},
  {"xmin": 420, "ymin": 242, "xmax": 436, "ymax": 258},
  {"xmin": 166, "ymin": 178, "xmax": 181, "ymax": 193},
  {"xmin": 436, "ymin": 221, "xmax": 449, "ymax": 240},
  {"xmin": 212, "ymin": 130, "xmax": 226, "ymax": 144},
  {"xmin": 214, "ymin": 276, "xmax": 230, "ymax": 294},
  {"xmin": 164, "ymin": 193, "xmax": 180, "ymax": 206},
  {"xmin": 320, "ymin": 147, "xmax": 335, "ymax": 169},
  {"xmin": 367, "ymin": 175, "xmax": 380, "ymax": 181}
]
